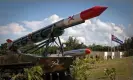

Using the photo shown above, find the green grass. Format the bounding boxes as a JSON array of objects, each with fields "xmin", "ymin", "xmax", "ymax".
[{"xmin": 88, "ymin": 56, "xmax": 133, "ymax": 80}]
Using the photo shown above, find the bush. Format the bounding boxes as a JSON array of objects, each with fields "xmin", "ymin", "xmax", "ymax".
[
  {"xmin": 104, "ymin": 68, "xmax": 116, "ymax": 80},
  {"xmin": 11, "ymin": 73, "xmax": 26, "ymax": 80},
  {"xmin": 70, "ymin": 55, "xmax": 96, "ymax": 80},
  {"xmin": 24, "ymin": 66, "xmax": 43, "ymax": 80}
]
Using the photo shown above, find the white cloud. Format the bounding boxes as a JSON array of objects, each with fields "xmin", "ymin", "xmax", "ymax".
[
  {"xmin": 49, "ymin": 14, "xmax": 61, "ymax": 23},
  {"xmin": 23, "ymin": 14, "xmax": 62, "ymax": 31},
  {"xmin": 125, "ymin": 24, "xmax": 133, "ymax": 37},
  {"xmin": 0, "ymin": 23, "xmax": 26, "ymax": 35},
  {"xmin": 0, "ymin": 14, "xmax": 131, "ymax": 46},
  {"xmin": 77, "ymin": 37, "xmax": 86, "ymax": 44},
  {"xmin": 23, "ymin": 21, "xmax": 43, "ymax": 31},
  {"xmin": 62, "ymin": 18, "xmax": 128, "ymax": 46}
]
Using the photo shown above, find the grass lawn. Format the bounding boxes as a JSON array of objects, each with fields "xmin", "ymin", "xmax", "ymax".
[{"xmin": 88, "ymin": 56, "xmax": 133, "ymax": 80}]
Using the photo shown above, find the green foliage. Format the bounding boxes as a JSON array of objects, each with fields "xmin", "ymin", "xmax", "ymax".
[
  {"xmin": 1, "ymin": 66, "xmax": 43, "ymax": 80},
  {"xmin": 47, "ymin": 46, "xmax": 58, "ymax": 54},
  {"xmin": 70, "ymin": 55, "xmax": 96, "ymax": 80},
  {"xmin": 104, "ymin": 68, "xmax": 116, "ymax": 80},
  {"xmin": 0, "ymin": 43, "xmax": 7, "ymax": 55},
  {"xmin": 89, "ymin": 43, "xmax": 111, "ymax": 51},
  {"xmin": 119, "ymin": 37, "xmax": 133, "ymax": 56},
  {"xmin": 11, "ymin": 73, "xmax": 26, "ymax": 80},
  {"xmin": 24, "ymin": 66, "xmax": 43, "ymax": 80},
  {"xmin": 64, "ymin": 36, "xmax": 87, "ymax": 51}
]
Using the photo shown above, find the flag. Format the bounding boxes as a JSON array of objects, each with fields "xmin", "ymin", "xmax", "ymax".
[{"xmin": 111, "ymin": 35, "xmax": 123, "ymax": 44}]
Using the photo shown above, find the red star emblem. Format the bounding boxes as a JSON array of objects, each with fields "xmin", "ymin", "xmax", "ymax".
[{"xmin": 68, "ymin": 15, "xmax": 74, "ymax": 23}]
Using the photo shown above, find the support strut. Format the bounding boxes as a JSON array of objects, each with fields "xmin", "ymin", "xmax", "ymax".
[{"xmin": 58, "ymin": 36, "xmax": 64, "ymax": 55}]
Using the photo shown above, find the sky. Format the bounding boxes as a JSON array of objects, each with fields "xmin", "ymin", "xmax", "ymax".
[{"xmin": 0, "ymin": 0, "xmax": 133, "ymax": 46}]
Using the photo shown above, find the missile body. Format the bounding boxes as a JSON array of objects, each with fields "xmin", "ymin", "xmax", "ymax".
[
  {"xmin": 11, "ymin": 6, "xmax": 107, "ymax": 47},
  {"xmin": 63, "ymin": 48, "xmax": 91, "ymax": 56}
]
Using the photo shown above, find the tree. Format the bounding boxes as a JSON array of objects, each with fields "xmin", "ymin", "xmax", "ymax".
[
  {"xmin": 88, "ymin": 44, "xmax": 110, "ymax": 51},
  {"xmin": 118, "ymin": 36, "xmax": 133, "ymax": 56},
  {"xmin": 64, "ymin": 36, "xmax": 87, "ymax": 51},
  {"xmin": 0, "ymin": 43, "xmax": 7, "ymax": 55}
]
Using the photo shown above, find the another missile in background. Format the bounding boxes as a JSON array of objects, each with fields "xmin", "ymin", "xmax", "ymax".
[{"xmin": 63, "ymin": 48, "xmax": 91, "ymax": 56}]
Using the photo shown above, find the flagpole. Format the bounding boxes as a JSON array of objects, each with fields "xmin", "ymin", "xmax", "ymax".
[
  {"xmin": 113, "ymin": 28, "xmax": 115, "ymax": 53},
  {"xmin": 114, "ymin": 43, "xmax": 115, "ymax": 53},
  {"xmin": 111, "ymin": 26, "xmax": 114, "ymax": 54},
  {"xmin": 118, "ymin": 43, "xmax": 120, "ymax": 52},
  {"xmin": 111, "ymin": 35, "xmax": 112, "ymax": 53},
  {"xmin": 108, "ymin": 31, "xmax": 110, "ymax": 53},
  {"xmin": 110, "ymin": 26, "xmax": 113, "ymax": 53}
]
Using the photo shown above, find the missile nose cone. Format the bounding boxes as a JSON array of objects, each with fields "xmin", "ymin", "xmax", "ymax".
[
  {"xmin": 80, "ymin": 6, "xmax": 108, "ymax": 20},
  {"xmin": 85, "ymin": 48, "xmax": 91, "ymax": 54},
  {"xmin": 95, "ymin": 6, "xmax": 108, "ymax": 14},
  {"xmin": 97, "ymin": 6, "xmax": 108, "ymax": 10}
]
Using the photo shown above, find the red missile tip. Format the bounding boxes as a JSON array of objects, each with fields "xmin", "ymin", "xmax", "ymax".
[
  {"xmin": 80, "ymin": 6, "xmax": 108, "ymax": 20},
  {"xmin": 6, "ymin": 39, "xmax": 13, "ymax": 43},
  {"xmin": 85, "ymin": 49, "xmax": 91, "ymax": 54}
]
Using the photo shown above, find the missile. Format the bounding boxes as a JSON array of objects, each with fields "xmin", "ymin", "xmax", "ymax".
[
  {"xmin": 62, "ymin": 6, "xmax": 108, "ymax": 28},
  {"xmin": 63, "ymin": 48, "xmax": 91, "ymax": 56},
  {"xmin": 8, "ymin": 6, "xmax": 107, "ymax": 47}
]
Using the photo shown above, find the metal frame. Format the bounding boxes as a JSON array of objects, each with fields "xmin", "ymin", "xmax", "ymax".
[{"xmin": 23, "ymin": 25, "xmax": 64, "ymax": 57}]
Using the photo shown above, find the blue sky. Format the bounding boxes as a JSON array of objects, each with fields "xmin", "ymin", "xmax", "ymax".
[
  {"xmin": 0, "ymin": 0, "xmax": 132, "ymax": 45},
  {"xmin": 0, "ymin": 0, "xmax": 132, "ymax": 26}
]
